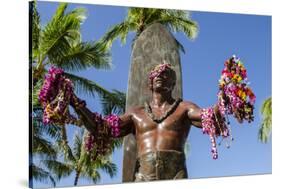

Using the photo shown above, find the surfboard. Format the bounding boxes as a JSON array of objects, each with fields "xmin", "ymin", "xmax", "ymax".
[{"xmin": 123, "ymin": 23, "xmax": 183, "ymax": 182}]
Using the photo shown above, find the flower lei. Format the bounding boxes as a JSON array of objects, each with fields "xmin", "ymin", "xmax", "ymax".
[
  {"xmin": 84, "ymin": 113, "xmax": 121, "ymax": 159},
  {"xmin": 38, "ymin": 66, "xmax": 122, "ymax": 158},
  {"xmin": 148, "ymin": 63, "xmax": 172, "ymax": 82},
  {"xmin": 38, "ymin": 67, "xmax": 79, "ymax": 126},
  {"xmin": 201, "ymin": 55, "xmax": 255, "ymax": 159}
]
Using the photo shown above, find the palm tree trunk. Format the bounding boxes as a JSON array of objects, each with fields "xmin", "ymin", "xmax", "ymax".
[{"xmin": 74, "ymin": 170, "xmax": 81, "ymax": 186}]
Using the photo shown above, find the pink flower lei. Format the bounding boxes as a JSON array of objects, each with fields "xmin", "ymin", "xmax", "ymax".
[
  {"xmin": 201, "ymin": 55, "xmax": 255, "ymax": 159},
  {"xmin": 38, "ymin": 66, "xmax": 79, "ymax": 126},
  {"xmin": 38, "ymin": 67, "xmax": 122, "ymax": 159},
  {"xmin": 149, "ymin": 63, "xmax": 172, "ymax": 82},
  {"xmin": 84, "ymin": 113, "xmax": 121, "ymax": 159}
]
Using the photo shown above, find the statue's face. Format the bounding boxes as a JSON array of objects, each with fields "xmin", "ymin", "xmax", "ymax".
[
  {"xmin": 148, "ymin": 63, "xmax": 176, "ymax": 92},
  {"xmin": 152, "ymin": 69, "xmax": 175, "ymax": 92}
]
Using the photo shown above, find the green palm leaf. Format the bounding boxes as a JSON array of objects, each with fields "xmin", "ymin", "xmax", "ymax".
[
  {"xmin": 73, "ymin": 130, "xmax": 83, "ymax": 159},
  {"xmin": 100, "ymin": 89, "xmax": 126, "ymax": 115},
  {"xmin": 98, "ymin": 159, "xmax": 117, "ymax": 178},
  {"xmin": 51, "ymin": 41, "xmax": 111, "ymax": 72},
  {"xmin": 258, "ymin": 97, "xmax": 272, "ymax": 143},
  {"xmin": 31, "ymin": 3, "xmax": 123, "ymax": 186},
  {"xmin": 31, "ymin": 163, "xmax": 56, "ymax": 187},
  {"xmin": 42, "ymin": 159, "xmax": 73, "ymax": 180},
  {"xmin": 100, "ymin": 8, "xmax": 198, "ymax": 52},
  {"xmin": 30, "ymin": 1, "xmax": 40, "ymax": 54},
  {"xmin": 33, "ymin": 135, "xmax": 57, "ymax": 159},
  {"xmin": 39, "ymin": 4, "xmax": 86, "ymax": 66},
  {"xmin": 64, "ymin": 72, "xmax": 112, "ymax": 98}
]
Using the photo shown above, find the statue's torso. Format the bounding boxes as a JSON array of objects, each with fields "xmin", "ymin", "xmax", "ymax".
[{"xmin": 130, "ymin": 102, "xmax": 191, "ymax": 157}]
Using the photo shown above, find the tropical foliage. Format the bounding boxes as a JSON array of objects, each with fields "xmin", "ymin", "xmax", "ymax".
[
  {"xmin": 258, "ymin": 97, "xmax": 272, "ymax": 143},
  {"xmin": 43, "ymin": 130, "xmax": 117, "ymax": 186},
  {"xmin": 30, "ymin": 106, "xmax": 62, "ymax": 187},
  {"xmin": 30, "ymin": 2, "xmax": 124, "ymax": 186},
  {"xmin": 31, "ymin": 2, "xmax": 110, "ymax": 97},
  {"xmin": 100, "ymin": 8, "xmax": 198, "ymax": 52}
]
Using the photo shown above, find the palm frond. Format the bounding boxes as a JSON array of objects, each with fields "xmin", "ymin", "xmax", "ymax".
[
  {"xmin": 59, "ymin": 125, "xmax": 76, "ymax": 162},
  {"xmin": 50, "ymin": 41, "xmax": 111, "ymax": 72},
  {"xmin": 39, "ymin": 3, "xmax": 86, "ymax": 65},
  {"xmin": 98, "ymin": 160, "xmax": 117, "ymax": 178},
  {"xmin": 73, "ymin": 130, "xmax": 84, "ymax": 159},
  {"xmin": 258, "ymin": 97, "xmax": 272, "ymax": 143},
  {"xmin": 52, "ymin": 3, "xmax": 68, "ymax": 21},
  {"xmin": 42, "ymin": 159, "xmax": 73, "ymax": 180},
  {"xmin": 31, "ymin": 163, "xmax": 56, "ymax": 187},
  {"xmin": 158, "ymin": 10, "xmax": 198, "ymax": 39},
  {"xmin": 111, "ymin": 138, "xmax": 123, "ymax": 150},
  {"xmin": 32, "ymin": 79, "xmax": 42, "ymax": 106},
  {"xmin": 100, "ymin": 89, "xmax": 126, "ymax": 115},
  {"xmin": 100, "ymin": 21, "xmax": 132, "ymax": 49},
  {"xmin": 80, "ymin": 167, "xmax": 101, "ymax": 184},
  {"xmin": 33, "ymin": 105, "xmax": 63, "ymax": 141},
  {"xmin": 64, "ymin": 72, "xmax": 112, "ymax": 98},
  {"xmin": 100, "ymin": 8, "xmax": 198, "ymax": 54},
  {"xmin": 30, "ymin": 1, "xmax": 40, "ymax": 53},
  {"xmin": 91, "ymin": 170, "xmax": 101, "ymax": 183},
  {"xmin": 32, "ymin": 134, "xmax": 57, "ymax": 159}
]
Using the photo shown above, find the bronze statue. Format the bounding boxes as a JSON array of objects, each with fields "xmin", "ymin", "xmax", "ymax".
[{"xmin": 71, "ymin": 63, "xmax": 222, "ymax": 181}]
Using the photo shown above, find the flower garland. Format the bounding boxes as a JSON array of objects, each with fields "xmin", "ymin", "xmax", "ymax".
[
  {"xmin": 38, "ymin": 67, "xmax": 78, "ymax": 126},
  {"xmin": 38, "ymin": 67, "xmax": 122, "ymax": 158},
  {"xmin": 201, "ymin": 55, "xmax": 255, "ymax": 159},
  {"xmin": 148, "ymin": 63, "xmax": 172, "ymax": 82},
  {"xmin": 84, "ymin": 113, "xmax": 121, "ymax": 159},
  {"xmin": 218, "ymin": 55, "xmax": 255, "ymax": 121}
]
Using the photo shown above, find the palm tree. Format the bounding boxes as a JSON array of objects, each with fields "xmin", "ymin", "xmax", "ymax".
[
  {"xmin": 30, "ymin": 2, "xmax": 124, "ymax": 186},
  {"xmin": 31, "ymin": 2, "xmax": 126, "ymax": 146},
  {"xmin": 43, "ymin": 130, "xmax": 117, "ymax": 186},
  {"xmin": 258, "ymin": 97, "xmax": 272, "ymax": 143},
  {"xmin": 100, "ymin": 8, "xmax": 198, "ymax": 52},
  {"xmin": 32, "ymin": 2, "xmax": 111, "ymax": 97},
  {"xmin": 30, "ymin": 106, "xmax": 62, "ymax": 187}
]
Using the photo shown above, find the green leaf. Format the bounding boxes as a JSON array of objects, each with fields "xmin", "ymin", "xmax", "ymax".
[
  {"xmin": 50, "ymin": 41, "xmax": 111, "ymax": 72},
  {"xmin": 31, "ymin": 163, "xmax": 56, "ymax": 187},
  {"xmin": 100, "ymin": 89, "xmax": 126, "ymax": 115},
  {"xmin": 42, "ymin": 160, "xmax": 73, "ymax": 180},
  {"xmin": 30, "ymin": 1, "xmax": 40, "ymax": 53},
  {"xmin": 258, "ymin": 97, "xmax": 272, "ymax": 143},
  {"xmin": 39, "ymin": 3, "xmax": 86, "ymax": 65},
  {"xmin": 98, "ymin": 160, "xmax": 117, "ymax": 178},
  {"xmin": 100, "ymin": 8, "xmax": 198, "ymax": 53},
  {"xmin": 64, "ymin": 72, "xmax": 112, "ymax": 98}
]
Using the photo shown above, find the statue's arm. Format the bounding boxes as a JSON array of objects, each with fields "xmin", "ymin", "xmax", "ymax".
[
  {"xmin": 71, "ymin": 94, "xmax": 134, "ymax": 136},
  {"xmin": 186, "ymin": 102, "xmax": 221, "ymax": 129},
  {"xmin": 70, "ymin": 94, "xmax": 97, "ymax": 134},
  {"xmin": 118, "ymin": 113, "xmax": 135, "ymax": 137},
  {"xmin": 185, "ymin": 102, "xmax": 203, "ymax": 128}
]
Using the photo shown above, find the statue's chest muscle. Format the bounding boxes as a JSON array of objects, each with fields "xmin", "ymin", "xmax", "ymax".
[{"xmin": 134, "ymin": 111, "xmax": 186, "ymax": 134}]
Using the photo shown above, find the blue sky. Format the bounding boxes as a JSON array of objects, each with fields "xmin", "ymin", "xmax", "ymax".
[{"xmin": 34, "ymin": 1, "xmax": 272, "ymax": 188}]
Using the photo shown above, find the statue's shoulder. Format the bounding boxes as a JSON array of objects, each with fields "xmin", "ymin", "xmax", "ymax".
[
  {"xmin": 126, "ymin": 105, "xmax": 145, "ymax": 115},
  {"xmin": 179, "ymin": 100, "xmax": 200, "ymax": 110}
]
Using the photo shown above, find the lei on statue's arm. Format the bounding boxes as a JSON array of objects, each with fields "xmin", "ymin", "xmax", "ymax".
[
  {"xmin": 201, "ymin": 55, "xmax": 256, "ymax": 159},
  {"xmin": 38, "ymin": 67, "xmax": 122, "ymax": 160}
]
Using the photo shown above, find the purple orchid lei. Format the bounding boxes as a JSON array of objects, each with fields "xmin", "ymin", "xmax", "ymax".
[
  {"xmin": 201, "ymin": 55, "xmax": 255, "ymax": 159},
  {"xmin": 148, "ymin": 63, "xmax": 172, "ymax": 82},
  {"xmin": 39, "ymin": 66, "xmax": 78, "ymax": 126},
  {"xmin": 39, "ymin": 67, "xmax": 122, "ymax": 158},
  {"xmin": 84, "ymin": 113, "xmax": 121, "ymax": 159}
]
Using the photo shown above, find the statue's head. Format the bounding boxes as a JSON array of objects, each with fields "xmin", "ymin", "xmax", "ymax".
[{"xmin": 148, "ymin": 62, "xmax": 176, "ymax": 92}]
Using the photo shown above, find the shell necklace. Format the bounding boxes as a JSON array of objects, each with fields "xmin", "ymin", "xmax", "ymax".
[{"xmin": 144, "ymin": 98, "xmax": 182, "ymax": 123}]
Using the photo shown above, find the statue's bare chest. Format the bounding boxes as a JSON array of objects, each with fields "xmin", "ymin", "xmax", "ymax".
[{"xmin": 132, "ymin": 107, "xmax": 190, "ymax": 135}]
